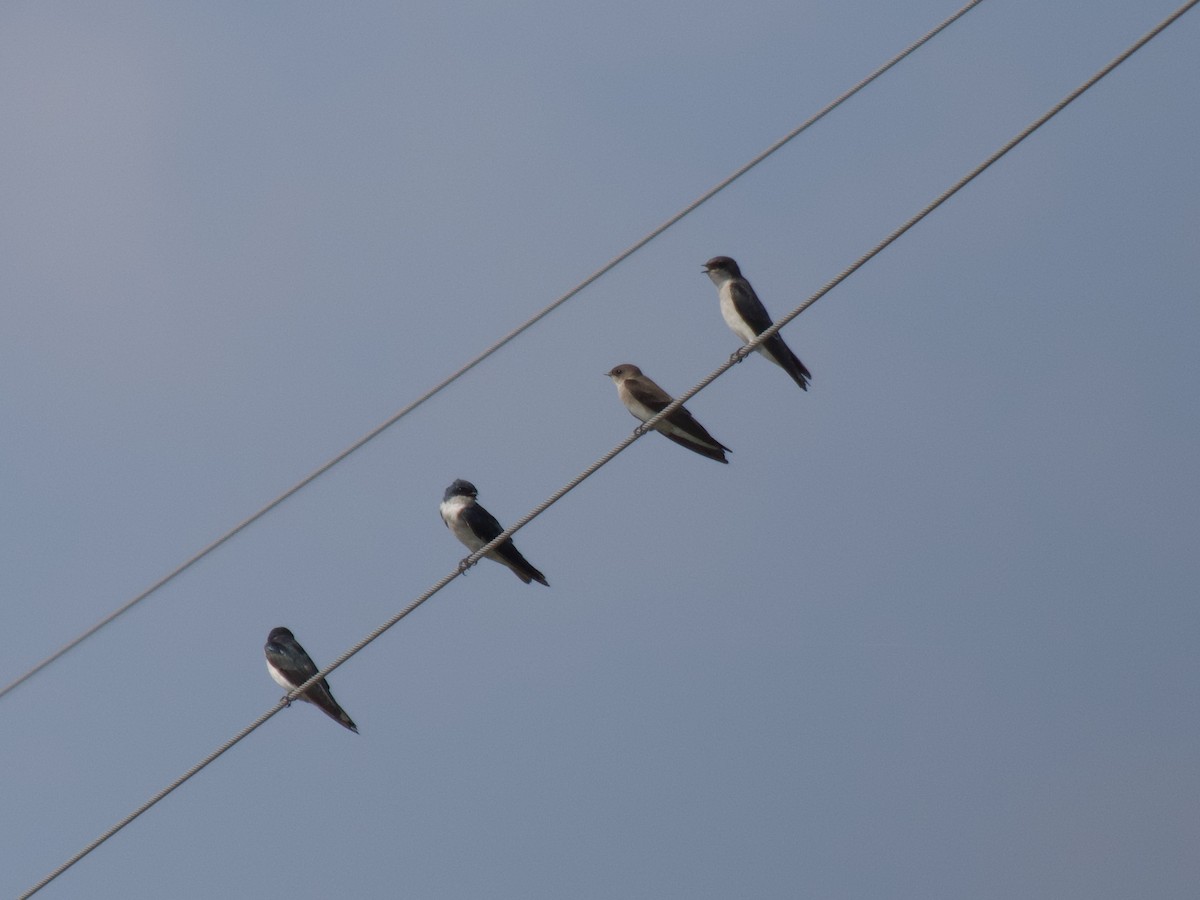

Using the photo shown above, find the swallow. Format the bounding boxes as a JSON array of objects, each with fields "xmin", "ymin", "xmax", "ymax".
[
  {"xmin": 264, "ymin": 626, "xmax": 358, "ymax": 733},
  {"xmin": 606, "ymin": 363, "xmax": 731, "ymax": 464},
  {"xmin": 440, "ymin": 479, "xmax": 549, "ymax": 585},
  {"xmin": 703, "ymin": 255, "xmax": 811, "ymax": 390}
]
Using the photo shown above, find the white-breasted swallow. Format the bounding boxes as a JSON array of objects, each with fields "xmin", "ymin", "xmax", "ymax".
[
  {"xmin": 703, "ymin": 255, "xmax": 811, "ymax": 390},
  {"xmin": 264, "ymin": 626, "xmax": 358, "ymax": 733},
  {"xmin": 440, "ymin": 479, "xmax": 549, "ymax": 585}
]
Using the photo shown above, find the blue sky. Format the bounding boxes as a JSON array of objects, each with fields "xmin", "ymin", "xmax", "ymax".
[{"xmin": 2, "ymin": 2, "xmax": 1198, "ymax": 897}]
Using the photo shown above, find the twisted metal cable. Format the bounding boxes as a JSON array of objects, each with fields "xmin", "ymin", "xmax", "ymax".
[{"xmin": 23, "ymin": 0, "xmax": 1197, "ymax": 892}]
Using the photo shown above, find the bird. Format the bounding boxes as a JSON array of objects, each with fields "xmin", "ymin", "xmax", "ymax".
[
  {"xmin": 703, "ymin": 255, "xmax": 811, "ymax": 390},
  {"xmin": 264, "ymin": 626, "xmax": 358, "ymax": 733},
  {"xmin": 440, "ymin": 479, "xmax": 549, "ymax": 585},
  {"xmin": 606, "ymin": 363, "xmax": 731, "ymax": 464}
]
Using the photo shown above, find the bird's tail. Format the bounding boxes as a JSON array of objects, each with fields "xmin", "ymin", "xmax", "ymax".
[
  {"xmin": 309, "ymin": 688, "xmax": 359, "ymax": 733},
  {"xmin": 780, "ymin": 346, "xmax": 812, "ymax": 391},
  {"xmin": 498, "ymin": 542, "xmax": 549, "ymax": 586}
]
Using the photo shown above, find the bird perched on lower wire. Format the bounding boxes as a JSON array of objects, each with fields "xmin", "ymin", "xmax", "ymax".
[
  {"xmin": 440, "ymin": 479, "xmax": 549, "ymax": 585},
  {"xmin": 606, "ymin": 363, "xmax": 731, "ymax": 464},
  {"xmin": 264, "ymin": 626, "xmax": 358, "ymax": 733},
  {"xmin": 703, "ymin": 255, "xmax": 812, "ymax": 391}
]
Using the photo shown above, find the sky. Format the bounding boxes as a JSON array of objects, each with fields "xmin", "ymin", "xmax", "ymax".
[{"xmin": 2, "ymin": 1, "xmax": 1198, "ymax": 897}]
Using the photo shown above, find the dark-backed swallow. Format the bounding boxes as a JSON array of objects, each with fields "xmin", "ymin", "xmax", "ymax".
[
  {"xmin": 264, "ymin": 626, "xmax": 358, "ymax": 733},
  {"xmin": 703, "ymin": 256, "xmax": 811, "ymax": 390},
  {"xmin": 440, "ymin": 479, "xmax": 549, "ymax": 585},
  {"xmin": 606, "ymin": 363, "xmax": 731, "ymax": 464}
]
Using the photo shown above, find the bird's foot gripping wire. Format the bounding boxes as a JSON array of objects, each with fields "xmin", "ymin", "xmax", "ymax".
[
  {"xmin": 729, "ymin": 347, "xmax": 749, "ymax": 365},
  {"xmin": 456, "ymin": 557, "xmax": 473, "ymax": 576}
]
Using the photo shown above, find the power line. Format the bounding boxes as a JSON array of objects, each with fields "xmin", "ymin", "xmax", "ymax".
[
  {"xmin": 0, "ymin": 0, "xmax": 987, "ymax": 705},
  {"xmin": 21, "ymin": 2, "xmax": 1196, "ymax": 892}
]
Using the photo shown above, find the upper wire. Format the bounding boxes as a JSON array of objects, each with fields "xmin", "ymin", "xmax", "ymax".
[
  {"xmin": 0, "ymin": 0, "xmax": 988, "ymax": 704},
  {"xmin": 21, "ymin": 1, "xmax": 1197, "ymax": 892}
]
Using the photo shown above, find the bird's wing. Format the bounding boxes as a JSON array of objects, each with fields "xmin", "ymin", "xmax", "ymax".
[
  {"xmin": 625, "ymin": 376, "xmax": 674, "ymax": 413},
  {"xmin": 462, "ymin": 502, "xmax": 505, "ymax": 542},
  {"xmin": 265, "ymin": 639, "xmax": 320, "ymax": 687},
  {"xmin": 730, "ymin": 280, "xmax": 774, "ymax": 335}
]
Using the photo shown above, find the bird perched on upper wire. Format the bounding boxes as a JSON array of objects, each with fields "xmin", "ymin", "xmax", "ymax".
[
  {"xmin": 703, "ymin": 255, "xmax": 811, "ymax": 391},
  {"xmin": 264, "ymin": 626, "xmax": 358, "ymax": 733},
  {"xmin": 440, "ymin": 479, "xmax": 549, "ymax": 585},
  {"xmin": 606, "ymin": 363, "xmax": 731, "ymax": 464}
]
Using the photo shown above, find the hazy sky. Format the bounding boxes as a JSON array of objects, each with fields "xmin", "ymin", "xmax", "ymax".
[{"xmin": 3, "ymin": 2, "xmax": 1198, "ymax": 897}]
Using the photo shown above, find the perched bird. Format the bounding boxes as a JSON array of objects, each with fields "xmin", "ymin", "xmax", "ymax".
[
  {"xmin": 264, "ymin": 627, "xmax": 358, "ymax": 733},
  {"xmin": 440, "ymin": 479, "xmax": 549, "ymax": 586},
  {"xmin": 703, "ymin": 255, "xmax": 811, "ymax": 390},
  {"xmin": 606, "ymin": 363, "xmax": 731, "ymax": 464}
]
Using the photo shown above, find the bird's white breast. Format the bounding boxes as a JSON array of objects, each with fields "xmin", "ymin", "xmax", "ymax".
[
  {"xmin": 266, "ymin": 660, "xmax": 294, "ymax": 691},
  {"xmin": 440, "ymin": 496, "xmax": 485, "ymax": 550},
  {"xmin": 720, "ymin": 283, "xmax": 759, "ymax": 344}
]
